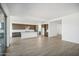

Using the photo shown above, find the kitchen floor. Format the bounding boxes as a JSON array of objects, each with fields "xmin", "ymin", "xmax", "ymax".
[{"xmin": 6, "ymin": 36, "xmax": 79, "ymax": 56}]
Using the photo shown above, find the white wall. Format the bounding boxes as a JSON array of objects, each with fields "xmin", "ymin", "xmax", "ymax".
[
  {"xmin": 38, "ymin": 24, "xmax": 42, "ymax": 32},
  {"xmin": 48, "ymin": 21, "xmax": 58, "ymax": 37},
  {"xmin": 41, "ymin": 28, "xmax": 44, "ymax": 35},
  {"xmin": 10, "ymin": 18, "xmax": 12, "ymax": 38},
  {"xmin": 62, "ymin": 12, "xmax": 79, "ymax": 43},
  {"xmin": 48, "ymin": 20, "xmax": 62, "ymax": 37},
  {"xmin": 6, "ymin": 17, "xmax": 10, "ymax": 47},
  {"xmin": 57, "ymin": 24, "xmax": 62, "ymax": 35}
]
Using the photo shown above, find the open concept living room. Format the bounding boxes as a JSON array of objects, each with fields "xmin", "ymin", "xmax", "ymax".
[{"xmin": 0, "ymin": 3, "xmax": 79, "ymax": 56}]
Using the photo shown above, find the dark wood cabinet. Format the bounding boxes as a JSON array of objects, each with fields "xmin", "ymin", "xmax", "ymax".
[{"xmin": 12, "ymin": 32, "xmax": 21, "ymax": 37}]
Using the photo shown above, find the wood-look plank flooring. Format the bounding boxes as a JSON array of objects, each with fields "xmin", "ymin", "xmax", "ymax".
[{"xmin": 6, "ymin": 36, "xmax": 79, "ymax": 56}]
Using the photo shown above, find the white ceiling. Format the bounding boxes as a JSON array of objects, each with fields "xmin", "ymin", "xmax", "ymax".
[{"xmin": 5, "ymin": 3, "xmax": 79, "ymax": 21}]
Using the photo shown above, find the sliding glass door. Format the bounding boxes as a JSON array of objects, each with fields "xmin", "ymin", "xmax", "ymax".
[{"xmin": 0, "ymin": 7, "xmax": 6, "ymax": 55}]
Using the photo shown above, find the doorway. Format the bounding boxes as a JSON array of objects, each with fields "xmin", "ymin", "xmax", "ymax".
[
  {"xmin": 48, "ymin": 20, "xmax": 62, "ymax": 39},
  {"xmin": 41, "ymin": 24, "xmax": 48, "ymax": 37}
]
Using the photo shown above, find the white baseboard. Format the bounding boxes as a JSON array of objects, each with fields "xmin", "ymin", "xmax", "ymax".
[{"xmin": 62, "ymin": 39, "xmax": 79, "ymax": 44}]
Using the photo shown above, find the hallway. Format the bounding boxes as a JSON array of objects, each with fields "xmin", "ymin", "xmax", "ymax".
[{"xmin": 6, "ymin": 36, "xmax": 79, "ymax": 56}]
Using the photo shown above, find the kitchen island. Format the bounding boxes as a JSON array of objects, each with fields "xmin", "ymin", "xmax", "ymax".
[
  {"xmin": 21, "ymin": 31, "xmax": 37, "ymax": 39},
  {"xmin": 12, "ymin": 30, "xmax": 38, "ymax": 39}
]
